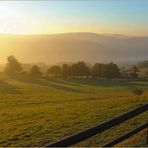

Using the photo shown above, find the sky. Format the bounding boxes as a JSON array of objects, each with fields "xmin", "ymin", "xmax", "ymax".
[{"xmin": 0, "ymin": 0, "xmax": 148, "ymax": 36}]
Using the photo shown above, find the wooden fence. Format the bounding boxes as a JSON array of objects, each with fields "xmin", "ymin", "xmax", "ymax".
[{"xmin": 47, "ymin": 103, "xmax": 148, "ymax": 147}]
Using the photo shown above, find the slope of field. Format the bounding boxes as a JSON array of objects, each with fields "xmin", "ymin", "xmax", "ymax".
[{"xmin": 0, "ymin": 74, "xmax": 147, "ymax": 146}]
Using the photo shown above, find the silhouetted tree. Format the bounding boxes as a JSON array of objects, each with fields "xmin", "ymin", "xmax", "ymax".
[
  {"xmin": 5, "ymin": 55, "xmax": 22, "ymax": 75},
  {"xmin": 47, "ymin": 65, "xmax": 61, "ymax": 77},
  {"xmin": 101, "ymin": 64, "xmax": 110, "ymax": 78},
  {"xmin": 62, "ymin": 64, "xmax": 69, "ymax": 78},
  {"xmin": 30, "ymin": 65, "xmax": 42, "ymax": 78},
  {"xmin": 69, "ymin": 61, "xmax": 90, "ymax": 78},
  {"xmin": 91, "ymin": 63, "xmax": 104, "ymax": 78},
  {"xmin": 101, "ymin": 63, "xmax": 120, "ymax": 79}
]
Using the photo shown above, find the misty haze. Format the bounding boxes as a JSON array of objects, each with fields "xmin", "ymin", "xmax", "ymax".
[
  {"xmin": 0, "ymin": 1, "xmax": 147, "ymax": 147},
  {"xmin": 0, "ymin": 33, "xmax": 148, "ymax": 65}
]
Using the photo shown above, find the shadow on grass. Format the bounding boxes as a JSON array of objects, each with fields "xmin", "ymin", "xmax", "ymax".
[
  {"xmin": 44, "ymin": 77, "xmax": 81, "ymax": 87},
  {"xmin": 13, "ymin": 76, "xmax": 88, "ymax": 94},
  {"xmin": 0, "ymin": 80, "xmax": 21, "ymax": 94},
  {"xmin": 66, "ymin": 78, "xmax": 148, "ymax": 88},
  {"xmin": 12, "ymin": 75, "xmax": 148, "ymax": 93}
]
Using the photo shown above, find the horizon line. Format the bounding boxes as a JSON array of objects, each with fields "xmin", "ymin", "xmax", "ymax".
[{"xmin": 0, "ymin": 32, "xmax": 148, "ymax": 37}]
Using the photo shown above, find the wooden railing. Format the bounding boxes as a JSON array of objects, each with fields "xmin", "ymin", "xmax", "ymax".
[{"xmin": 46, "ymin": 103, "xmax": 148, "ymax": 147}]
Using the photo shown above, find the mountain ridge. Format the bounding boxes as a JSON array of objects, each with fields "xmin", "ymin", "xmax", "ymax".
[{"xmin": 0, "ymin": 32, "xmax": 147, "ymax": 64}]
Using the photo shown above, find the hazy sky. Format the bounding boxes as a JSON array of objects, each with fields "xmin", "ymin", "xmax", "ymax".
[{"xmin": 0, "ymin": 0, "xmax": 148, "ymax": 36}]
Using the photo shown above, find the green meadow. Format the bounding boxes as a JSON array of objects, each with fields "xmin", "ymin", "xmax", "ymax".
[{"xmin": 0, "ymin": 74, "xmax": 147, "ymax": 147}]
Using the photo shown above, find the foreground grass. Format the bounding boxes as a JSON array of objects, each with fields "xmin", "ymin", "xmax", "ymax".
[
  {"xmin": 117, "ymin": 129, "xmax": 147, "ymax": 147},
  {"xmin": 0, "ymin": 74, "xmax": 147, "ymax": 146}
]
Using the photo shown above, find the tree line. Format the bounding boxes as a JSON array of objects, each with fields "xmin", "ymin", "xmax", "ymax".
[{"xmin": 3, "ymin": 56, "xmax": 121, "ymax": 79}]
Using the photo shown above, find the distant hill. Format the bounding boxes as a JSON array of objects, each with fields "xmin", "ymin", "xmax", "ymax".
[{"xmin": 0, "ymin": 32, "xmax": 147, "ymax": 65}]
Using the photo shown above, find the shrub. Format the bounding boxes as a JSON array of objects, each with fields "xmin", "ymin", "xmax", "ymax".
[
  {"xmin": 129, "ymin": 72, "xmax": 138, "ymax": 79},
  {"xmin": 132, "ymin": 88, "xmax": 143, "ymax": 96}
]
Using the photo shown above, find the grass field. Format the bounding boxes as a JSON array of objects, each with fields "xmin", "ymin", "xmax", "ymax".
[{"xmin": 0, "ymin": 73, "xmax": 147, "ymax": 147}]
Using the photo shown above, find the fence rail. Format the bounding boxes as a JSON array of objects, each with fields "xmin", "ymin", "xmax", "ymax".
[
  {"xmin": 47, "ymin": 103, "xmax": 148, "ymax": 147},
  {"xmin": 103, "ymin": 122, "xmax": 148, "ymax": 147}
]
